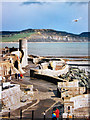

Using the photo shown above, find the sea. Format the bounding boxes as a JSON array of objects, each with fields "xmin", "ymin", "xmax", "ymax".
[{"xmin": 1, "ymin": 42, "xmax": 89, "ymax": 57}]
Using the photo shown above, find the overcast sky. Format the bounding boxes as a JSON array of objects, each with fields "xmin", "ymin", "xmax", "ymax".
[{"xmin": 1, "ymin": 1, "xmax": 88, "ymax": 34}]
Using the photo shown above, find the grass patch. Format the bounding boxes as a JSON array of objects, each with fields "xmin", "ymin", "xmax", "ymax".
[{"xmin": 2, "ymin": 32, "xmax": 35, "ymax": 42}]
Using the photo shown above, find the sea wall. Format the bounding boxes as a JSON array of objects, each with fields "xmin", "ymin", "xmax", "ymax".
[
  {"xmin": 1, "ymin": 84, "xmax": 21, "ymax": 109},
  {"xmin": 30, "ymin": 69, "xmax": 64, "ymax": 84},
  {"xmin": 38, "ymin": 65, "xmax": 69, "ymax": 77}
]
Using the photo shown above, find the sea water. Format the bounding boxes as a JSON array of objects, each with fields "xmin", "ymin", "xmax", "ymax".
[{"xmin": 1, "ymin": 42, "xmax": 89, "ymax": 56}]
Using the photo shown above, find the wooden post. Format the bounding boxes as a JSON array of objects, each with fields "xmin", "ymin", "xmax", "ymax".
[
  {"xmin": 32, "ymin": 110, "xmax": 34, "ymax": 120},
  {"xmin": 20, "ymin": 109, "xmax": 22, "ymax": 119},
  {"xmin": 44, "ymin": 111, "xmax": 45, "ymax": 120},
  {"xmin": 8, "ymin": 108, "xmax": 10, "ymax": 118}
]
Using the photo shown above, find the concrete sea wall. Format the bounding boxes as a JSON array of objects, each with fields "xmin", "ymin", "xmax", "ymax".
[
  {"xmin": 30, "ymin": 69, "xmax": 65, "ymax": 84},
  {"xmin": 38, "ymin": 65, "xmax": 69, "ymax": 77}
]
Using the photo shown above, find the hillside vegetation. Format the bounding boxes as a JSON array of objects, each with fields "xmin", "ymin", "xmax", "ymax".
[
  {"xmin": 2, "ymin": 32, "xmax": 35, "ymax": 42},
  {"xmin": 1, "ymin": 29, "xmax": 89, "ymax": 42}
]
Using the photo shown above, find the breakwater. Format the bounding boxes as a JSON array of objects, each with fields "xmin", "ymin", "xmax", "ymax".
[{"xmin": 30, "ymin": 69, "xmax": 66, "ymax": 85}]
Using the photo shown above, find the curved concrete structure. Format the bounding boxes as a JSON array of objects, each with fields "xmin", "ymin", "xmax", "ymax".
[{"xmin": 38, "ymin": 64, "xmax": 69, "ymax": 77}]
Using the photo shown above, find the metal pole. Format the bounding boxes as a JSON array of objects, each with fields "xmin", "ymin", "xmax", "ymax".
[
  {"xmin": 8, "ymin": 108, "xmax": 10, "ymax": 118},
  {"xmin": 32, "ymin": 110, "xmax": 34, "ymax": 120},
  {"xmin": 20, "ymin": 109, "xmax": 22, "ymax": 119},
  {"xmin": 44, "ymin": 111, "xmax": 45, "ymax": 120}
]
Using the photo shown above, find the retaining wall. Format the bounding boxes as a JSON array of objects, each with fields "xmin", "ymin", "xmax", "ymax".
[
  {"xmin": 30, "ymin": 69, "xmax": 65, "ymax": 84},
  {"xmin": 70, "ymin": 94, "xmax": 90, "ymax": 109},
  {"xmin": 1, "ymin": 84, "xmax": 21, "ymax": 109}
]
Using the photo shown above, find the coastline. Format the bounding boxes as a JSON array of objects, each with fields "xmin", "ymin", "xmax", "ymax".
[
  {"xmin": 0, "ymin": 41, "xmax": 90, "ymax": 43},
  {"xmin": 0, "ymin": 42, "xmax": 19, "ymax": 43},
  {"xmin": 28, "ymin": 41, "xmax": 89, "ymax": 43},
  {"xmin": 1, "ymin": 41, "xmax": 89, "ymax": 58}
]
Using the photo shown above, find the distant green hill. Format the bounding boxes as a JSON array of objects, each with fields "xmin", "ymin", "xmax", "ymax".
[
  {"xmin": 2, "ymin": 32, "xmax": 35, "ymax": 42},
  {"xmin": 0, "ymin": 29, "xmax": 89, "ymax": 42}
]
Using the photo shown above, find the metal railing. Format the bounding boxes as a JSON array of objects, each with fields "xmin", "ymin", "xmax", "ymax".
[{"xmin": 0, "ymin": 108, "xmax": 46, "ymax": 120}]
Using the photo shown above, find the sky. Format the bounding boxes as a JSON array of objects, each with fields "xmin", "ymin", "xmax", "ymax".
[{"xmin": 1, "ymin": 1, "xmax": 88, "ymax": 34}]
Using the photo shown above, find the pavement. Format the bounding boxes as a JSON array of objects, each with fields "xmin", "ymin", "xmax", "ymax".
[{"xmin": 2, "ymin": 61, "xmax": 63, "ymax": 119}]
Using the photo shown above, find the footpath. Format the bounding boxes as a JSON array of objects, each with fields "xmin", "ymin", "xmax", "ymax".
[{"xmin": 1, "ymin": 62, "xmax": 63, "ymax": 119}]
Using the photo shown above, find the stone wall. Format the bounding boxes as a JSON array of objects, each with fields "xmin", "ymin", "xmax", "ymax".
[
  {"xmin": 70, "ymin": 94, "xmax": 90, "ymax": 109},
  {"xmin": 58, "ymin": 79, "xmax": 79, "ymax": 88},
  {"xmin": 61, "ymin": 87, "xmax": 86, "ymax": 98},
  {"xmin": 1, "ymin": 84, "xmax": 21, "ymax": 109}
]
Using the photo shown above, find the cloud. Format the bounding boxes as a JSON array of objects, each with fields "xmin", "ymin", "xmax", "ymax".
[
  {"xmin": 22, "ymin": 1, "xmax": 46, "ymax": 5},
  {"xmin": 2, "ymin": 0, "xmax": 90, "ymax": 3},
  {"xmin": 21, "ymin": 0, "xmax": 89, "ymax": 6},
  {"xmin": 67, "ymin": 2, "xmax": 88, "ymax": 6},
  {"xmin": 65, "ymin": 0, "xmax": 89, "ymax": 2},
  {"xmin": 23, "ymin": 0, "xmax": 89, "ymax": 2}
]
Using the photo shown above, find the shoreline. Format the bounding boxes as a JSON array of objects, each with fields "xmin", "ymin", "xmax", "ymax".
[
  {"xmin": 0, "ymin": 41, "xmax": 90, "ymax": 44},
  {"xmin": 28, "ymin": 54, "xmax": 90, "ymax": 58},
  {"xmin": 0, "ymin": 42, "xmax": 19, "ymax": 43},
  {"xmin": 1, "ymin": 41, "xmax": 89, "ymax": 59}
]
